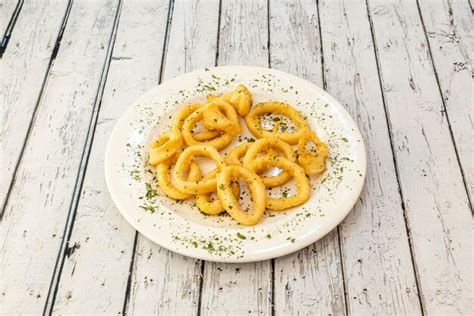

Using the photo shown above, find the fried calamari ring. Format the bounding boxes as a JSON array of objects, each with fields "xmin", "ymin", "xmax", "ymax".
[
  {"xmin": 248, "ymin": 156, "xmax": 310, "ymax": 211},
  {"xmin": 216, "ymin": 165, "xmax": 266, "ymax": 226},
  {"xmin": 172, "ymin": 103, "xmax": 221, "ymax": 141},
  {"xmin": 182, "ymin": 106, "xmax": 234, "ymax": 150},
  {"xmin": 224, "ymin": 143, "xmax": 251, "ymax": 165},
  {"xmin": 172, "ymin": 145, "xmax": 225, "ymax": 194},
  {"xmin": 207, "ymin": 84, "xmax": 252, "ymax": 116},
  {"xmin": 148, "ymin": 131, "xmax": 183, "ymax": 165},
  {"xmin": 297, "ymin": 131, "xmax": 329, "ymax": 175},
  {"xmin": 193, "ymin": 130, "xmax": 221, "ymax": 141},
  {"xmin": 224, "ymin": 142, "xmax": 277, "ymax": 166},
  {"xmin": 203, "ymin": 100, "xmax": 241, "ymax": 134},
  {"xmin": 243, "ymin": 138, "xmax": 296, "ymax": 188},
  {"xmin": 245, "ymin": 102, "xmax": 309, "ymax": 144},
  {"xmin": 155, "ymin": 154, "xmax": 201, "ymax": 200},
  {"xmin": 194, "ymin": 169, "xmax": 240, "ymax": 215},
  {"xmin": 172, "ymin": 103, "xmax": 201, "ymax": 133}
]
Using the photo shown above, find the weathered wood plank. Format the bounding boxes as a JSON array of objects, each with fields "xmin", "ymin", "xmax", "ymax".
[
  {"xmin": 202, "ymin": 262, "xmax": 273, "ymax": 315},
  {"xmin": 417, "ymin": 0, "xmax": 473, "ymax": 203},
  {"xmin": 0, "ymin": 0, "xmax": 120, "ymax": 313},
  {"xmin": 0, "ymin": 0, "xmax": 21, "ymax": 47},
  {"xmin": 367, "ymin": 0, "xmax": 471, "ymax": 314},
  {"xmin": 126, "ymin": 0, "xmax": 220, "ymax": 314},
  {"xmin": 0, "ymin": 0, "xmax": 69, "ymax": 214},
  {"xmin": 216, "ymin": 0, "xmax": 268, "ymax": 67},
  {"xmin": 269, "ymin": 1, "xmax": 346, "ymax": 314},
  {"xmin": 200, "ymin": 1, "xmax": 272, "ymax": 314},
  {"xmin": 320, "ymin": 0, "xmax": 423, "ymax": 314},
  {"xmin": 52, "ymin": 1, "xmax": 170, "ymax": 313}
]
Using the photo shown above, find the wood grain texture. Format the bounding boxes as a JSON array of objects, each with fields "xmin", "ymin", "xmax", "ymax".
[
  {"xmin": 216, "ymin": 0, "xmax": 268, "ymax": 67},
  {"xmin": 367, "ymin": 0, "xmax": 471, "ymax": 314},
  {"xmin": 201, "ymin": 262, "xmax": 273, "ymax": 315},
  {"xmin": 269, "ymin": 1, "xmax": 345, "ymax": 314},
  {"xmin": 320, "ymin": 0, "xmax": 423, "ymax": 314},
  {"xmin": 0, "ymin": 0, "xmax": 20, "ymax": 46},
  {"xmin": 0, "ymin": 0, "xmax": 69, "ymax": 213},
  {"xmin": 126, "ymin": 0, "xmax": 220, "ymax": 314},
  {"xmin": 273, "ymin": 236, "xmax": 344, "ymax": 315},
  {"xmin": 200, "ymin": 1, "xmax": 273, "ymax": 315},
  {"xmin": 417, "ymin": 0, "xmax": 473, "ymax": 203},
  {"xmin": 0, "ymin": 0, "xmax": 120, "ymax": 313},
  {"xmin": 52, "ymin": 0, "xmax": 169, "ymax": 314}
]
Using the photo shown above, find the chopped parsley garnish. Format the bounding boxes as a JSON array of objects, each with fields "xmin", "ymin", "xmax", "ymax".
[{"xmin": 145, "ymin": 182, "xmax": 158, "ymax": 199}]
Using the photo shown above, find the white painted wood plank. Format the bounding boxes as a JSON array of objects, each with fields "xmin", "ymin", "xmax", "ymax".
[
  {"xmin": 273, "ymin": 234, "xmax": 344, "ymax": 315},
  {"xmin": 320, "ymin": 0, "xmax": 423, "ymax": 314},
  {"xmin": 0, "ymin": 0, "xmax": 69, "ymax": 213},
  {"xmin": 202, "ymin": 262, "xmax": 273, "ymax": 315},
  {"xmin": 126, "ymin": 0, "xmax": 220, "ymax": 314},
  {"xmin": 367, "ymin": 1, "xmax": 471, "ymax": 314},
  {"xmin": 0, "ymin": 0, "xmax": 120, "ymax": 313},
  {"xmin": 417, "ymin": 0, "xmax": 473, "ymax": 203},
  {"xmin": 200, "ymin": 1, "xmax": 272, "ymax": 315},
  {"xmin": 52, "ymin": 1, "xmax": 169, "ymax": 313},
  {"xmin": 269, "ymin": 1, "xmax": 345, "ymax": 314},
  {"xmin": 216, "ymin": 0, "xmax": 269, "ymax": 67},
  {"xmin": 0, "ymin": 0, "xmax": 20, "ymax": 44},
  {"xmin": 161, "ymin": 0, "xmax": 220, "ymax": 81}
]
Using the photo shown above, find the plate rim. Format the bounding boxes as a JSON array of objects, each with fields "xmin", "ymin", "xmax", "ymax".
[{"xmin": 105, "ymin": 65, "xmax": 367, "ymax": 263}]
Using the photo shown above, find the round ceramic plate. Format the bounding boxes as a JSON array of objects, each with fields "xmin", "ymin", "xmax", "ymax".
[{"xmin": 105, "ymin": 65, "xmax": 366, "ymax": 263}]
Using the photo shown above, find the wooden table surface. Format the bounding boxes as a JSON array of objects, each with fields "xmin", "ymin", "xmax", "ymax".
[{"xmin": 0, "ymin": 0, "xmax": 472, "ymax": 315}]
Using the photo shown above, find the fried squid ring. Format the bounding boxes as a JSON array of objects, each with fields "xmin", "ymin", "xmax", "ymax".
[
  {"xmin": 172, "ymin": 145, "xmax": 225, "ymax": 194},
  {"xmin": 224, "ymin": 142, "xmax": 277, "ymax": 166},
  {"xmin": 216, "ymin": 165, "xmax": 266, "ymax": 226},
  {"xmin": 224, "ymin": 143, "xmax": 251, "ymax": 165},
  {"xmin": 248, "ymin": 156, "xmax": 310, "ymax": 211},
  {"xmin": 245, "ymin": 102, "xmax": 309, "ymax": 144},
  {"xmin": 172, "ymin": 103, "xmax": 201, "ymax": 133},
  {"xmin": 182, "ymin": 106, "xmax": 234, "ymax": 150},
  {"xmin": 207, "ymin": 84, "xmax": 252, "ymax": 116},
  {"xmin": 193, "ymin": 130, "xmax": 222, "ymax": 141},
  {"xmin": 203, "ymin": 100, "xmax": 241, "ymax": 134},
  {"xmin": 148, "ymin": 131, "xmax": 183, "ymax": 165},
  {"xmin": 297, "ymin": 131, "xmax": 329, "ymax": 175},
  {"xmin": 194, "ymin": 169, "xmax": 240, "ymax": 215},
  {"xmin": 155, "ymin": 154, "xmax": 201, "ymax": 200},
  {"xmin": 172, "ymin": 103, "xmax": 221, "ymax": 141},
  {"xmin": 243, "ymin": 138, "xmax": 296, "ymax": 188}
]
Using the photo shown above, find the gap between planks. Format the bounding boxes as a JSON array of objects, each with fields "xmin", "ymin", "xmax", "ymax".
[
  {"xmin": 121, "ymin": 0, "xmax": 176, "ymax": 312},
  {"xmin": 46, "ymin": 0, "xmax": 125, "ymax": 312},
  {"xmin": 50, "ymin": 0, "xmax": 172, "ymax": 313},
  {"xmin": 0, "ymin": 0, "xmax": 74, "ymax": 218},
  {"xmin": 43, "ymin": 0, "xmax": 124, "ymax": 313},
  {"xmin": 315, "ymin": 1, "xmax": 350, "ymax": 313},
  {"xmin": 0, "ymin": 0, "xmax": 23, "ymax": 56},
  {"xmin": 366, "ymin": 0, "xmax": 471, "ymax": 313},
  {"xmin": 364, "ymin": 0, "xmax": 425, "ymax": 313},
  {"xmin": 415, "ymin": 0, "xmax": 472, "ymax": 210}
]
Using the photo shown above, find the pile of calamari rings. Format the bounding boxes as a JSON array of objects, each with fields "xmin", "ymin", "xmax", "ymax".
[{"xmin": 148, "ymin": 84, "xmax": 329, "ymax": 226}]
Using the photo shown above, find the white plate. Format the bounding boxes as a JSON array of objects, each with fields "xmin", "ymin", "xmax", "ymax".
[{"xmin": 105, "ymin": 65, "xmax": 366, "ymax": 263}]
